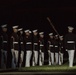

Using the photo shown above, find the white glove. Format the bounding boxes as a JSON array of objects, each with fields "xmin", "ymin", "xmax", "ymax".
[
  {"xmin": 66, "ymin": 49, "xmax": 68, "ymax": 51},
  {"xmin": 40, "ymin": 50, "xmax": 41, "ymax": 53},
  {"xmin": 48, "ymin": 50, "xmax": 50, "ymax": 53},
  {"xmin": 11, "ymin": 49, "xmax": 14, "ymax": 52}
]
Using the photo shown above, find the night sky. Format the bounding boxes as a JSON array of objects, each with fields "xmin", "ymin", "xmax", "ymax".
[
  {"xmin": 0, "ymin": 0, "xmax": 76, "ymax": 65},
  {"xmin": 0, "ymin": 0, "xmax": 76, "ymax": 35}
]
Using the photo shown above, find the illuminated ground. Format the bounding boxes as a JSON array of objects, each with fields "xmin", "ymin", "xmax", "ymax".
[
  {"xmin": 19, "ymin": 64, "xmax": 76, "ymax": 72},
  {"xmin": 0, "ymin": 61, "xmax": 76, "ymax": 75},
  {"xmin": 18, "ymin": 60, "xmax": 76, "ymax": 72},
  {"xmin": 0, "ymin": 64, "xmax": 76, "ymax": 74}
]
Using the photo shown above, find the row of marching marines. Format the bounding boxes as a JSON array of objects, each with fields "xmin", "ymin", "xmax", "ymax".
[{"xmin": 0, "ymin": 24, "xmax": 76, "ymax": 69}]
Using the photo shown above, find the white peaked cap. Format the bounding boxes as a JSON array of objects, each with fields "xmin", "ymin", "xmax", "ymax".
[
  {"xmin": 29, "ymin": 31, "xmax": 32, "ymax": 33},
  {"xmin": 55, "ymin": 35, "xmax": 58, "ymax": 37},
  {"xmin": 18, "ymin": 28, "xmax": 23, "ymax": 31},
  {"xmin": 39, "ymin": 32, "xmax": 44, "ymax": 35},
  {"xmin": 59, "ymin": 36, "xmax": 63, "ymax": 38},
  {"xmin": 12, "ymin": 26, "xmax": 18, "ymax": 29},
  {"xmin": 24, "ymin": 30, "xmax": 29, "ymax": 33},
  {"xmin": 49, "ymin": 33, "xmax": 53, "ymax": 36},
  {"xmin": 33, "ymin": 30, "xmax": 37, "ymax": 33},
  {"xmin": 68, "ymin": 26, "xmax": 74, "ymax": 30},
  {"xmin": 1, "ymin": 24, "xmax": 7, "ymax": 28}
]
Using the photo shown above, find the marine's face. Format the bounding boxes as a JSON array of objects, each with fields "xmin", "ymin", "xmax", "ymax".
[
  {"xmin": 2, "ymin": 28, "xmax": 7, "ymax": 32},
  {"xmin": 55, "ymin": 36, "xmax": 58, "ymax": 39},
  {"xmin": 68, "ymin": 29, "xmax": 73, "ymax": 33},
  {"xmin": 50, "ymin": 36, "xmax": 53, "ymax": 39},
  {"xmin": 40, "ymin": 35, "xmax": 44, "ymax": 38},
  {"xmin": 25, "ymin": 32, "xmax": 30, "ymax": 36},
  {"xmin": 60, "ymin": 37, "xmax": 63, "ymax": 41},
  {"xmin": 33, "ymin": 32, "xmax": 38, "ymax": 36},
  {"xmin": 20, "ymin": 31, "xmax": 23, "ymax": 34},
  {"xmin": 13, "ymin": 28, "xmax": 18, "ymax": 33}
]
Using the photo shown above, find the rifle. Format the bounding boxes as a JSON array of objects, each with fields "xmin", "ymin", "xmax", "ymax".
[
  {"xmin": 1, "ymin": 36, "xmax": 7, "ymax": 65},
  {"xmin": 48, "ymin": 50, "xmax": 51, "ymax": 64},
  {"xmin": 19, "ymin": 54, "xmax": 23, "ymax": 67},
  {"xmin": 1, "ymin": 36, "xmax": 3, "ymax": 50},
  {"xmin": 3, "ymin": 52, "xmax": 6, "ymax": 64},
  {"xmin": 59, "ymin": 51, "xmax": 62, "ymax": 64},
  {"xmin": 59, "ymin": 46, "xmax": 62, "ymax": 64},
  {"xmin": 47, "ymin": 17, "xmax": 60, "ymax": 36},
  {"xmin": 32, "ymin": 44, "xmax": 35, "ymax": 66},
  {"xmin": 13, "ymin": 51, "xmax": 16, "ymax": 64},
  {"xmin": 20, "ymin": 54, "xmax": 22, "ymax": 64},
  {"xmin": 40, "ymin": 50, "xmax": 44, "ymax": 65},
  {"xmin": 39, "ymin": 44, "xmax": 43, "ymax": 64},
  {"xmin": 48, "ymin": 41, "xmax": 51, "ymax": 63}
]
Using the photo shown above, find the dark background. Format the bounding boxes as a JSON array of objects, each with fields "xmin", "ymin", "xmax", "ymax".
[
  {"xmin": 0, "ymin": 0, "xmax": 76, "ymax": 67},
  {"xmin": 0, "ymin": 0, "xmax": 76, "ymax": 34}
]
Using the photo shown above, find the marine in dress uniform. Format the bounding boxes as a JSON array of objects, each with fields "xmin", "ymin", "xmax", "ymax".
[
  {"xmin": 54, "ymin": 35, "xmax": 59, "ymax": 65},
  {"xmin": 39, "ymin": 32, "xmax": 44, "ymax": 66},
  {"xmin": 48, "ymin": 33, "xmax": 55, "ymax": 65},
  {"xmin": 24, "ymin": 30, "xmax": 32, "ymax": 67},
  {"xmin": 59, "ymin": 36, "xmax": 64, "ymax": 65},
  {"xmin": 0, "ymin": 24, "xmax": 8, "ymax": 69},
  {"xmin": 64, "ymin": 26, "xmax": 76, "ymax": 67},
  {"xmin": 18, "ymin": 28, "xmax": 24, "ymax": 67},
  {"xmin": 32, "ymin": 30, "xmax": 39, "ymax": 66},
  {"xmin": 11, "ymin": 26, "xmax": 19, "ymax": 68}
]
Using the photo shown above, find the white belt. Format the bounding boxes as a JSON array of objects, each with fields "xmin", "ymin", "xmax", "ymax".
[
  {"xmin": 55, "ymin": 46, "xmax": 58, "ymax": 47},
  {"xmin": 34, "ymin": 43, "xmax": 38, "ymax": 45},
  {"xmin": 13, "ymin": 42, "xmax": 18, "ymax": 44},
  {"xmin": 40, "ymin": 44, "xmax": 44, "ymax": 46},
  {"xmin": 67, "ymin": 41, "xmax": 75, "ymax": 43},
  {"xmin": 49, "ymin": 45, "xmax": 53, "ymax": 47},
  {"xmin": 26, "ymin": 42, "xmax": 32, "ymax": 44},
  {"xmin": 3, "ymin": 41, "xmax": 7, "ymax": 43},
  {"xmin": 21, "ymin": 42, "xmax": 23, "ymax": 44}
]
